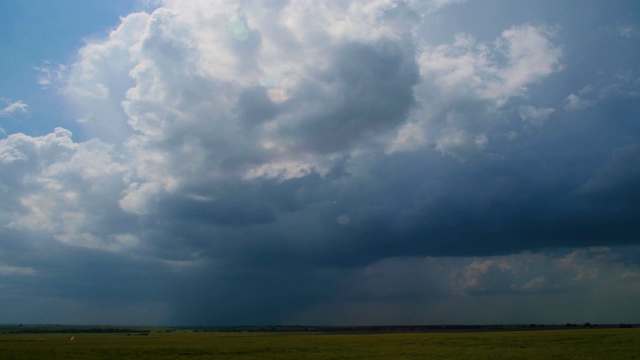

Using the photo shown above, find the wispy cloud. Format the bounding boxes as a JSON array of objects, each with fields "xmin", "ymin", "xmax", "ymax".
[
  {"xmin": 0, "ymin": 100, "xmax": 28, "ymax": 117},
  {"xmin": 34, "ymin": 62, "xmax": 68, "ymax": 89},
  {"xmin": 0, "ymin": 264, "xmax": 36, "ymax": 276}
]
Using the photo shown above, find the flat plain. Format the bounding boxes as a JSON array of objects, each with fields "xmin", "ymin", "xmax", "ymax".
[{"xmin": 1, "ymin": 327, "xmax": 638, "ymax": 359}]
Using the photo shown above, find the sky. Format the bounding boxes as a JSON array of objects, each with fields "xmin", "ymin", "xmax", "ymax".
[{"xmin": 1, "ymin": 0, "xmax": 639, "ymax": 326}]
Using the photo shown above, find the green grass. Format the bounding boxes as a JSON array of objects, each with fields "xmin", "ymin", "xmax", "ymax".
[{"xmin": 1, "ymin": 328, "xmax": 638, "ymax": 359}]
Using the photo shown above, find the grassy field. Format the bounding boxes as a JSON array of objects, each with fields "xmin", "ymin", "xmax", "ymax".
[{"xmin": 1, "ymin": 328, "xmax": 638, "ymax": 359}]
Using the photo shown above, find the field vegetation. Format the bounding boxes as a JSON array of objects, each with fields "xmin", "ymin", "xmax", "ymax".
[{"xmin": 0, "ymin": 327, "xmax": 638, "ymax": 359}]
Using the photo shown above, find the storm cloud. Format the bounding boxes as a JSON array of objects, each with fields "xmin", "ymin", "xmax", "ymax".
[{"xmin": 1, "ymin": 0, "xmax": 639, "ymax": 325}]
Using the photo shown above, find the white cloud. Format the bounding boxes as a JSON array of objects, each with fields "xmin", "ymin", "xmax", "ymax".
[
  {"xmin": 432, "ymin": 121, "xmax": 491, "ymax": 160},
  {"xmin": 34, "ymin": 62, "xmax": 68, "ymax": 89},
  {"xmin": 0, "ymin": 2, "xmax": 571, "ymax": 256},
  {"xmin": 423, "ymin": 0, "xmax": 466, "ymax": 11},
  {"xmin": 517, "ymin": 276, "xmax": 546, "ymax": 291},
  {"xmin": 488, "ymin": 25, "xmax": 562, "ymax": 105},
  {"xmin": 119, "ymin": 181, "xmax": 163, "ymax": 215},
  {"xmin": 418, "ymin": 33, "xmax": 492, "ymax": 97},
  {"xmin": 435, "ymin": 129, "xmax": 470, "ymax": 155},
  {"xmin": 1, "ymin": 1, "xmax": 409, "ymax": 252},
  {"xmin": 451, "ymin": 258, "xmax": 514, "ymax": 294},
  {"xmin": 405, "ymin": 24, "xmax": 562, "ymax": 157},
  {"xmin": 60, "ymin": 12, "xmax": 149, "ymax": 142},
  {"xmin": 34, "ymin": 4, "xmax": 572, "ymax": 221},
  {"xmin": 327, "ymin": 246, "xmax": 640, "ymax": 324},
  {"xmin": 0, "ymin": 128, "xmax": 131, "ymax": 251},
  {"xmin": 0, "ymin": 100, "xmax": 28, "ymax": 117},
  {"xmin": 0, "ymin": 264, "xmax": 36, "ymax": 276},
  {"xmin": 386, "ymin": 121, "xmax": 427, "ymax": 153},
  {"xmin": 565, "ymin": 93, "xmax": 592, "ymax": 111},
  {"xmin": 449, "ymin": 247, "xmax": 639, "ymax": 296},
  {"xmin": 243, "ymin": 160, "xmax": 322, "ymax": 182},
  {"xmin": 519, "ymin": 105, "xmax": 555, "ymax": 126},
  {"xmin": 418, "ymin": 24, "xmax": 562, "ymax": 106},
  {"xmin": 54, "ymin": 0, "xmax": 423, "ymax": 213}
]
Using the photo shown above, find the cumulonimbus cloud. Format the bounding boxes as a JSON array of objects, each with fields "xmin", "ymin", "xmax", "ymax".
[{"xmin": 1, "ymin": 0, "xmax": 639, "ymax": 326}]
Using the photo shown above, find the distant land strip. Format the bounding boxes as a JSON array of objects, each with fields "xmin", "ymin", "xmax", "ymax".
[{"xmin": 1, "ymin": 323, "xmax": 637, "ymax": 334}]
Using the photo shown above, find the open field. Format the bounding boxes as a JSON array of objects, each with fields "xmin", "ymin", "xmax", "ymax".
[{"xmin": 1, "ymin": 328, "xmax": 638, "ymax": 359}]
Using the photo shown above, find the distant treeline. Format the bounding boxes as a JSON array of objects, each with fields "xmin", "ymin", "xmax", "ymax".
[
  {"xmin": 185, "ymin": 323, "xmax": 636, "ymax": 333},
  {"xmin": 4, "ymin": 327, "xmax": 150, "ymax": 334},
  {"xmin": 2, "ymin": 323, "xmax": 635, "ymax": 334}
]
